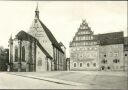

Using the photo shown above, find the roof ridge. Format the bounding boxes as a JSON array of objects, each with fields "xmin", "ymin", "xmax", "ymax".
[
  {"xmin": 16, "ymin": 31, "xmax": 52, "ymax": 59},
  {"xmin": 38, "ymin": 19, "xmax": 64, "ymax": 53}
]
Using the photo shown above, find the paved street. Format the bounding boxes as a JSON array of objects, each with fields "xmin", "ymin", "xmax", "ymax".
[
  {"xmin": 0, "ymin": 72, "xmax": 84, "ymax": 89},
  {"xmin": 0, "ymin": 71, "xmax": 128, "ymax": 89}
]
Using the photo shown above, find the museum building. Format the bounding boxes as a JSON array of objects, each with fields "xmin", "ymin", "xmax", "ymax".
[{"xmin": 70, "ymin": 20, "xmax": 128, "ymax": 71}]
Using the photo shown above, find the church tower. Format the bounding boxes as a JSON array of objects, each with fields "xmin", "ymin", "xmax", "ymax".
[{"xmin": 35, "ymin": 3, "xmax": 39, "ymax": 19}]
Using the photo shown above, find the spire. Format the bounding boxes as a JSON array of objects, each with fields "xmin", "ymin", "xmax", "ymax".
[
  {"xmin": 9, "ymin": 34, "xmax": 12, "ymax": 40},
  {"xmin": 35, "ymin": 2, "xmax": 39, "ymax": 19}
]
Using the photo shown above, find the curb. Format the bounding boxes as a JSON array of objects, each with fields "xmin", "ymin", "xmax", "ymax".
[{"xmin": 8, "ymin": 73, "xmax": 83, "ymax": 86}]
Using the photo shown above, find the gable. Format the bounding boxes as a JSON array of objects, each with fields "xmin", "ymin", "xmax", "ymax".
[{"xmin": 28, "ymin": 19, "xmax": 54, "ymax": 56}]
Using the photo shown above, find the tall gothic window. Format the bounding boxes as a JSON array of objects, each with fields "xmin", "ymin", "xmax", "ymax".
[
  {"xmin": 15, "ymin": 47, "xmax": 18, "ymax": 62},
  {"xmin": 22, "ymin": 46, "xmax": 25, "ymax": 62}
]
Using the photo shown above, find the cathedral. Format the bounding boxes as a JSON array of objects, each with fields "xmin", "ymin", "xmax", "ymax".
[
  {"xmin": 70, "ymin": 20, "xmax": 128, "ymax": 71},
  {"xmin": 9, "ymin": 5, "xmax": 66, "ymax": 72}
]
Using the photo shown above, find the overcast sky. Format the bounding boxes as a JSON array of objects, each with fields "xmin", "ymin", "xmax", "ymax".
[{"xmin": 0, "ymin": 1, "xmax": 127, "ymax": 57}]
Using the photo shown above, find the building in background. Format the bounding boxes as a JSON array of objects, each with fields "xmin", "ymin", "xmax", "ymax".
[
  {"xmin": 70, "ymin": 20, "xmax": 99, "ymax": 71},
  {"xmin": 124, "ymin": 37, "xmax": 128, "ymax": 71},
  {"xmin": 0, "ymin": 47, "xmax": 9, "ymax": 71},
  {"xmin": 66, "ymin": 58, "xmax": 70, "ymax": 71},
  {"xmin": 9, "ymin": 5, "xmax": 66, "ymax": 72},
  {"xmin": 70, "ymin": 20, "xmax": 127, "ymax": 71}
]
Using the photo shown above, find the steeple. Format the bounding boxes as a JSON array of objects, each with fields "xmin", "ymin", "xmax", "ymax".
[{"xmin": 35, "ymin": 3, "xmax": 39, "ymax": 19}]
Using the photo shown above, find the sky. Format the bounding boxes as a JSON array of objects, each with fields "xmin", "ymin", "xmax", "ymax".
[{"xmin": 0, "ymin": 1, "xmax": 127, "ymax": 57}]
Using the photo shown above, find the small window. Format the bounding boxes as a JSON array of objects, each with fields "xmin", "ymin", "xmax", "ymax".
[
  {"xmin": 74, "ymin": 62, "xmax": 77, "ymax": 67},
  {"xmin": 102, "ymin": 59, "xmax": 107, "ymax": 64},
  {"xmin": 22, "ymin": 46, "xmax": 25, "ymax": 62},
  {"xmin": 104, "ymin": 54, "xmax": 106, "ymax": 57},
  {"xmin": 38, "ymin": 60, "xmax": 42, "ymax": 66},
  {"xmin": 80, "ymin": 63, "xmax": 82, "ymax": 67},
  {"xmin": 93, "ymin": 63, "xmax": 96, "ymax": 67},
  {"xmin": 108, "ymin": 66, "xmax": 110, "ymax": 69},
  {"xmin": 125, "ymin": 54, "xmax": 127, "ymax": 56},
  {"xmin": 87, "ymin": 63, "xmax": 90, "ymax": 67},
  {"xmin": 113, "ymin": 59, "xmax": 119, "ymax": 63},
  {"xmin": 114, "ymin": 52, "xmax": 118, "ymax": 57},
  {"xmin": 35, "ymin": 19, "xmax": 37, "ymax": 23}
]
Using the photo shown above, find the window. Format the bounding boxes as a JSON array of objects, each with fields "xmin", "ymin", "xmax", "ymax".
[
  {"xmin": 80, "ymin": 63, "xmax": 82, "ymax": 67},
  {"xmin": 108, "ymin": 66, "xmax": 110, "ymax": 69},
  {"xmin": 38, "ymin": 60, "xmax": 42, "ymax": 66},
  {"xmin": 104, "ymin": 54, "xmax": 106, "ymax": 57},
  {"xmin": 87, "ymin": 63, "xmax": 90, "ymax": 67},
  {"xmin": 93, "ymin": 63, "xmax": 96, "ymax": 67},
  {"xmin": 15, "ymin": 47, "xmax": 18, "ymax": 62},
  {"xmin": 113, "ymin": 59, "xmax": 120, "ymax": 63},
  {"xmin": 125, "ymin": 54, "xmax": 127, "ymax": 56},
  {"xmin": 101, "ymin": 59, "xmax": 107, "ymax": 64},
  {"xmin": 22, "ymin": 46, "xmax": 25, "ymax": 62},
  {"xmin": 35, "ymin": 19, "xmax": 37, "ymax": 23},
  {"xmin": 74, "ymin": 62, "xmax": 77, "ymax": 67},
  {"xmin": 114, "ymin": 52, "xmax": 118, "ymax": 57}
]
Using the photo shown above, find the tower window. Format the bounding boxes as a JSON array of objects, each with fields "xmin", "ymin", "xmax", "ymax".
[
  {"xmin": 104, "ymin": 54, "xmax": 106, "ymax": 57},
  {"xmin": 35, "ymin": 19, "xmax": 37, "ymax": 23},
  {"xmin": 125, "ymin": 54, "xmax": 127, "ymax": 56}
]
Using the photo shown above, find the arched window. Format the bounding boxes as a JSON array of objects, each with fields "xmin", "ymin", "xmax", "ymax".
[
  {"xmin": 87, "ymin": 63, "xmax": 90, "ymax": 67},
  {"xmin": 80, "ymin": 62, "xmax": 82, "ymax": 67},
  {"xmin": 22, "ymin": 46, "xmax": 25, "ymax": 62},
  {"xmin": 15, "ymin": 47, "xmax": 18, "ymax": 62},
  {"xmin": 74, "ymin": 62, "xmax": 77, "ymax": 67},
  {"xmin": 93, "ymin": 63, "xmax": 96, "ymax": 67}
]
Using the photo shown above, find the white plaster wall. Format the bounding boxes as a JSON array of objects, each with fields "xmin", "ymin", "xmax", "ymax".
[
  {"xmin": 70, "ymin": 45, "xmax": 99, "ymax": 71},
  {"xmin": 36, "ymin": 45, "xmax": 47, "ymax": 72},
  {"xmin": 28, "ymin": 19, "xmax": 53, "ymax": 57}
]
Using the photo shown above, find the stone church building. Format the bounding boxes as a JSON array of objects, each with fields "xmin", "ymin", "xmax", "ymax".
[
  {"xmin": 9, "ymin": 5, "xmax": 66, "ymax": 72},
  {"xmin": 70, "ymin": 20, "xmax": 128, "ymax": 71}
]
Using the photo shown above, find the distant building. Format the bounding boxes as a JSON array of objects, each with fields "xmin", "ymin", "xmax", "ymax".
[
  {"xmin": 124, "ymin": 37, "xmax": 128, "ymax": 71},
  {"xmin": 0, "ymin": 48, "xmax": 9, "ymax": 71},
  {"xmin": 9, "ymin": 4, "xmax": 66, "ymax": 72},
  {"xmin": 66, "ymin": 58, "xmax": 70, "ymax": 71},
  {"xmin": 70, "ymin": 20, "xmax": 128, "ymax": 71}
]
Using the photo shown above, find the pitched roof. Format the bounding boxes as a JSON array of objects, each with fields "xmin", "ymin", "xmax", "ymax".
[
  {"xmin": 124, "ymin": 37, "xmax": 128, "ymax": 51},
  {"xmin": 16, "ymin": 30, "xmax": 53, "ymax": 59},
  {"xmin": 95, "ymin": 32, "xmax": 124, "ymax": 45},
  {"xmin": 124, "ymin": 37, "xmax": 128, "ymax": 45},
  {"xmin": 38, "ymin": 19, "xmax": 64, "ymax": 53}
]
